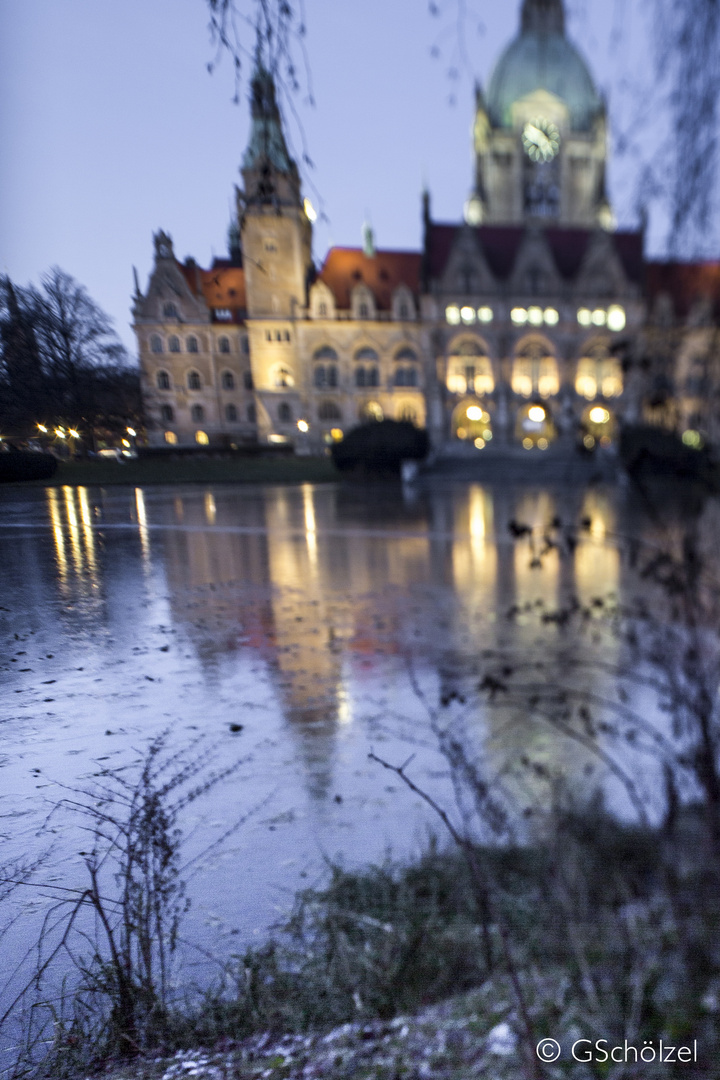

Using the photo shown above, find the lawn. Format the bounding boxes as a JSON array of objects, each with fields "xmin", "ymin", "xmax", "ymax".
[{"xmin": 33, "ymin": 454, "xmax": 341, "ymax": 487}]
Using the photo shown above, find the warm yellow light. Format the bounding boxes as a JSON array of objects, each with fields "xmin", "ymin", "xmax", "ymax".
[
  {"xmin": 589, "ymin": 406, "xmax": 610, "ymax": 424},
  {"xmin": 478, "ymin": 306, "xmax": 493, "ymax": 323},
  {"xmin": 584, "ymin": 434, "xmax": 596, "ymax": 449},
  {"xmin": 445, "ymin": 305, "xmax": 460, "ymax": 325},
  {"xmin": 69, "ymin": 429, "xmax": 80, "ymax": 439},
  {"xmin": 577, "ymin": 308, "xmax": 592, "ymax": 327},
  {"xmin": 606, "ymin": 305, "xmax": 626, "ymax": 332},
  {"xmin": 537, "ymin": 437, "xmax": 548, "ymax": 450},
  {"xmin": 592, "ymin": 308, "xmax": 607, "ymax": 326},
  {"xmin": 446, "ymin": 373, "xmax": 465, "ymax": 394},
  {"xmin": 511, "ymin": 307, "xmax": 528, "ymax": 325},
  {"xmin": 544, "ymin": 308, "xmax": 559, "ymax": 325},
  {"xmin": 330, "ymin": 428, "xmax": 343, "ymax": 441},
  {"xmin": 466, "ymin": 406, "xmax": 483, "ymax": 421},
  {"xmin": 126, "ymin": 426, "xmax": 137, "ymax": 437},
  {"xmin": 268, "ymin": 433, "xmax": 288, "ymax": 443},
  {"xmin": 474, "ymin": 437, "xmax": 485, "ymax": 449},
  {"xmin": 297, "ymin": 419, "xmax": 309, "ymax": 433},
  {"xmin": 460, "ymin": 306, "xmax": 476, "ymax": 324},
  {"xmin": 527, "ymin": 306, "xmax": 543, "ymax": 326},
  {"xmin": 483, "ymin": 428, "xmax": 492, "ymax": 440},
  {"xmin": 528, "ymin": 405, "xmax": 546, "ymax": 423},
  {"xmin": 303, "ymin": 198, "xmax": 317, "ymax": 223},
  {"xmin": 456, "ymin": 426, "xmax": 467, "ymax": 439},
  {"xmin": 55, "ymin": 429, "xmax": 66, "ymax": 439},
  {"xmin": 522, "ymin": 437, "xmax": 534, "ymax": 449},
  {"xmin": 195, "ymin": 430, "xmax": 210, "ymax": 445},
  {"xmin": 37, "ymin": 423, "xmax": 48, "ymax": 433},
  {"xmin": 512, "ymin": 372, "xmax": 533, "ymax": 397},
  {"xmin": 121, "ymin": 438, "xmax": 131, "ymax": 447},
  {"xmin": 164, "ymin": 430, "xmax": 177, "ymax": 444}
]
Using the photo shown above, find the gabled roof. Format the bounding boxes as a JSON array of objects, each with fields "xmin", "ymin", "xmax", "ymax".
[
  {"xmin": 425, "ymin": 223, "xmax": 644, "ymax": 286},
  {"xmin": 318, "ymin": 248, "xmax": 422, "ymax": 310},
  {"xmin": 646, "ymin": 262, "xmax": 720, "ymax": 319},
  {"xmin": 177, "ymin": 261, "xmax": 247, "ymax": 316}
]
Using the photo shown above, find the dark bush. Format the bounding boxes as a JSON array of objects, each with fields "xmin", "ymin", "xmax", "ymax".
[
  {"xmin": 0, "ymin": 450, "xmax": 58, "ymax": 482},
  {"xmin": 619, "ymin": 423, "xmax": 714, "ymax": 483},
  {"xmin": 331, "ymin": 420, "xmax": 429, "ymax": 477}
]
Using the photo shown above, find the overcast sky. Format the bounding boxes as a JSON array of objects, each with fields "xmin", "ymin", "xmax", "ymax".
[{"xmin": 1, "ymin": 0, "xmax": 666, "ymax": 354}]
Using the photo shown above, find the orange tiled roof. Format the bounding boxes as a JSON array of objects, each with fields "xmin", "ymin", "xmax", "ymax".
[
  {"xmin": 178, "ymin": 260, "xmax": 247, "ymax": 313},
  {"xmin": 318, "ymin": 248, "xmax": 422, "ymax": 310}
]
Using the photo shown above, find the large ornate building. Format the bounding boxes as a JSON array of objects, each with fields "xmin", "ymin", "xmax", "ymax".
[{"xmin": 133, "ymin": 0, "xmax": 718, "ymax": 457}]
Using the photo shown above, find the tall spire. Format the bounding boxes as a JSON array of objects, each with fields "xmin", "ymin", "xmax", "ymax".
[
  {"xmin": 241, "ymin": 66, "xmax": 300, "ymax": 208},
  {"xmin": 521, "ymin": 0, "xmax": 565, "ymax": 34}
]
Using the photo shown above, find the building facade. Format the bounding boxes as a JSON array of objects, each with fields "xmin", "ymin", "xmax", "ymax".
[{"xmin": 132, "ymin": 0, "xmax": 719, "ymax": 457}]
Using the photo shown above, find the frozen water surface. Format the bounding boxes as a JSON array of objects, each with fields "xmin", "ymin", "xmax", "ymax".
[{"xmin": 0, "ymin": 479, "xmax": 683, "ymax": 981}]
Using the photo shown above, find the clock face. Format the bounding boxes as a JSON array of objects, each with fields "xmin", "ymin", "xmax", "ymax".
[{"xmin": 522, "ymin": 117, "xmax": 561, "ymax": 163}]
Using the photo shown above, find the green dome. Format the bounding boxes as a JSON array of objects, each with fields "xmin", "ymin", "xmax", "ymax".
[{"xmin": 486, "ymin": 17, "xmax": 601, "ymax": 132}]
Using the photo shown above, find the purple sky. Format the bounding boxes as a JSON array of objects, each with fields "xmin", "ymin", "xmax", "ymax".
[{"xmin": 1, "ymin": 0, "xmax": 666, "ymax": 354}]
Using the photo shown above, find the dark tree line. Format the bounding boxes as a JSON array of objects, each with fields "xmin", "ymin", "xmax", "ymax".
[{"xmin": 0, "ymin": 269, "xmax": 142, "ymax": 450}]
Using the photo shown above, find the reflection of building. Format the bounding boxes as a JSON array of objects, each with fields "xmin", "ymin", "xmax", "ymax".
[{"xmin": 132, "ymin": 0, "xmax": 718, "ymax": 457}]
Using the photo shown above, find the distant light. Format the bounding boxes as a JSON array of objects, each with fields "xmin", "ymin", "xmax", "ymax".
[
  {"xmin": 511, "ymin": 307, "xmax": 528, "ymax": 325},
  {"xmin": 330, "ymin": 428, "xmax": 344, "ymax": 441},
  {"xmin": 474, "ymin": 437, "xmax": 485, "ymax": 449},
  {"xmin": 483, "ymin": 429, "xmax": 493, "ymax": 440},
  {"xmin": 606, "ymin": 305, "xmax": 626, "ymax": 332},
  {"xmin": 466, "ymin": 406, "xmax": 483, "ymax": 421},
  {"xmin": 445, "ymin": 305, "xmax": 461, "ymax": 325},
  {"xmin": 592, "ymin": 308, "xmax": 607, "ymax": 326},
  {"xmin": 268, "ymin": 433, "xmax": 288, "ymax": 444},
  {"xmin": 589, "ymin": 406, "xmax": 610, "ymax": 424},
  {"xmin": 522, "ymin": 437, "xmax": 534, "ymax": 449},
  {"xmin": 126, "ymin": 426, "xmax": 137, "ymax": 437},
  {"xmin": 682, "ymin": 429, "xmax": 703, "ymax": 449},
  {"xmin": 460, "ymin": 306, "xmax": 476, "ymax": 324},
  {"xmin": 527, "ymin": 306, "xmax": 543, "ymax": 326},
  {"xmin": 537, "ymin": 437, "xmax": 548, "ymax": 450},
  {"xmin": 69, "ymin": 429, "xmax": 80, "ymax": 439},
  {"xmin": 528, "ymin": 405, "xmax": 546, "ymax": 423},
  {"xmin": 37, "ymin": 423, "xmax": 48, "ymax": 433},
  {"xmin": 544, "ymin": 308, "xmax": 559, "ymax": 325},
  {"xmin": 297, "ymin": 419, "xmax": 309, "ymax": 433},
  {"xmin": 456, "ymin": 426, "xmax": 467, "ymax": 439},
  {"xmin": 478, "ymin": 306, "xmax": 493, "ymax": 323},
  {"xmin": 55, "ymin": 429, "xmax": 66, "ymax": 439},
  {"xmin": 577, "ymin": 308, "xmax": 592, "ymax": 327},
  {"xmin": 164, "ymin": 431, "xmax": 177, "ymax": 445},
  {"xmin": 584, "ymin": 434, "xmax": 596, "ymax": 449},
  {"xmin": 122, "ymin": 438, "xmax": 131, "ymax": 447},
  {"xmin": 303, "ymin": 198, "xmax": 317, "ymax": 223},
  {"xmin": 195, "ymin": 430, "xmax": 210, "ymax": 445}
]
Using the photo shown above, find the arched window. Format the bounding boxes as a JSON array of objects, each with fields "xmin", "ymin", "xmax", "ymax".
[
  {"xmin": 191, "ymin": 404, "xmax": 204, "ymax": 423},
  {"xmin": 395, "ymin": 368, "xmax": 406, "ymax": 387},
  {"xmin": 187, "ymin": 370, "xmax": 202, "ymax": 390},
  {"xmin": 367, "ymin": 367, "xmax": 379, "ymax": 387},
  {"xmin": 274, "ymin": 366, "xmax": 294, "ymax": 388},
  {"xmin": 355, "ymin": 366, "xmax": 366, "ymax": 388},
  {"xmin": 319, "ymin": 302, "xmax": 327, "ymax": 317},
  {"xmin": 157, "ymin": 370, "xmax": 171, "ymax": 390},
  {"xmin": 575, "ymin": 342, "xmax": 623, "ymax": 400},
  {"xmin": 398, "ymin": 404, "xmax": 417, "ymax": 422},
  {"xmin": 446, "ymin": 339, "xmax": 494, "ymax": 396},
  {"xmin": 164, "ymin": 431, "xmax": 177, "ymax": 445},
  {"xmin": 512, "ymin": 337, "xmax": 559, "ymax": 399},
  {"xmin": 163, "ymin": 302, "xmax": 178, "ymax": 318},
  {"xmin": 327, "ymin": 364, "xmax": 338, "ymax": 387},
  {"xmin": 187, "ymin": 335, "xmax": 198, "ymax": 353},
  {"xmin": 355, "ymin": 347, "xmax": 378, "ymax": 362},
  {"xmin": 247, "ymin": 403, "xmax": 257, "ymax": 423},
  {"xmin": 150, "ymin": 335, "xmax": 163, "ymax": 354},
  {"xmin": 219, "ymin": 336, "xmax": 230, "ymax": 354},
  {"xmin": 221, "ymin": 371, "xmax": 235, "ymax": 390},
  {"xmin": 225, "ymin": 403, "xmax": 238, "ymax": 422},
  {"xmin": 399, "ymin": 304, "xmax": 409, "ymax": 319},
  {"xmin": 278, "ymin": 402, "xmax": 292, "ymax": 423},
  {"xmin": 318, "ymin": 400, "xmax": 342, "ymax": 421},
  {"xmin": 359, "ymin": 303, "xmax": 369, "ymax": 318},
  {"xmin": 313, "ymin": 346, "xmax": 338, "ymax": 361},
  {"xmin": 243, "ymin": 371, "xmax": 253, "ymax": 390},
  {"xmin": 195, "ymin": 430, "xmax": 209, "ymax": 445},
  {"xmin": 407, "ymin": 368, "xmax": 418, "ymax": 387},
  {"xmin": 160, "ymin": 404, "xmax": 174, "ymax": 422},
  {"xmin": 395, "ymin": 347, "xmax": 417, "ymax": 362},
  {"xmin": 314, "ymin": 366, "xmax": 326, "ymax": 388},
  {"xmin": 360, "ymin": 401, "xmax": 383, "ymax": 422},
  {"xmin": 169, "ymin": 335, "xmax": 180, "ymax": 353}
]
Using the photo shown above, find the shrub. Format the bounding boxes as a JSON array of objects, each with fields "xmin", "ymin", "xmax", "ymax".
[{"xmin": 331, "ymin": 420, "xmax": 428, "ymax": 477}]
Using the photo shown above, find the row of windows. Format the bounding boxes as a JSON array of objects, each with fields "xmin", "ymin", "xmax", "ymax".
[
  {"xmin": 265, "ymin": 330, "xmax": 292, "ymax": 342},
  {"xmin": 160, "ymin": 399, "xmax": 416, "ymax": 429},
  {"xmin": 156, "ymin": 369, "xmax": 253, "ymax": 391},
  {"xmin": 312, "ymin": 364, "xmax": 418, "ymax": 388},
  {"xmin": 315, "ymin": 300, "xmax": 413, "ymax": 320},
  {"xmin": 150, "ymin": 334, "xmax": 248, "ymax": 355},
  {"xmin": 161, "ymin": 403, "xmax": 257, "ymax": 424},
  {"xmin": 311, "ymin": 346, "xmax": 418, "ymax": 363}
]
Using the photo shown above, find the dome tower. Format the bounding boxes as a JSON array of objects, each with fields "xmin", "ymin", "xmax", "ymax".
[{"xmin": 466, "ymin": 0, "xmax": 612, "ymax": 228}]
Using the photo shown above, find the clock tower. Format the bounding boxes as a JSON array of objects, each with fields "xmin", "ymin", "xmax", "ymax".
[{"xmin": 467, "ymin": 0, "xmax": 612, "ymax": 228}]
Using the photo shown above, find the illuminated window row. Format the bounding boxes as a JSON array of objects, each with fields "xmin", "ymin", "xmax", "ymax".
[
  {"xmin": 577, "ymin": 305, "xmax": 626, "ymax": 331},
  {"xmin": 445, "ymin": 305, "xmax": 494, "ymax": 325},
  {"xmin": 511, "ymin": 307, "xmax": 559, "ymax": 327}
]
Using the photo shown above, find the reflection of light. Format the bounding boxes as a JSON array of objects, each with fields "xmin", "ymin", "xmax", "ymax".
[
  {"xmin": 174, "ymin": 496, "xmax": 184, "ymax": 521},
  {"xmin": 63, "ymin": 486, "xmax": 83, "ymax": 573},
  {"xmin": 589, "ymin": 406, "xmax": 610, "ymax": 424},
  {"xmin": 303, "ymin": 484, "xmax": 317, "ymax": 566},
  {"xmin": 330, "ymin": 428, "xmax": 343, "ymax": 441},
  {"xmin": 78, "ymin": 486, "xmax": 98, "ymax": 579},
  {"xmin": 204, "ymin": 492, "xmax": 216, "ymax": 524},
  {"xmin": 528, "ymin": 405, "xmax": 546, "ymax": 422},
  {"xmin": 469, "ymin": 484, "xmax": 486, "ymax": 543},
  {"xmin": 47, "ymin": 488, "xmax": 68, "ymax": 584},
  {"xmin": 135, "ymin": 488, "xmax": 151, "ymax": 564},
  {"xmin": 297, "ymin": 419, "xmax": 309, "ymax": 433},
  {"xmin": 466, "ymin": 406, "xmax": 483, "ymax": 421}
]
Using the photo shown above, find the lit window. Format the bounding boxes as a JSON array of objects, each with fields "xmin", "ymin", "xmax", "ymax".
[
  {"xmin": 160, "ymin": 404, "xmax": 174, "ymax": 422},
  {"xmin": 225, "ymin": 404, "xmax": 238, "ymax": 422},
  {"xmin": 399, "ymin": 405, "xmax": 417, "ymax": 422},
  {"xmin": 543, "ymin": 308, "xmax": 559, "ymax": 326},
  {"xmin": 169, "ymin": 335, "xmax": 180, "ymax": 353},
  {"xmin": 360, "ymin": 401, "xmax": 383, "ymax": 422},
  {"xmin": 527, "ymin": 306, "xmax": 543, "ymax": 326},
  {"xmin": 606, "ymin": 305, "xmax": 626, "ymax": 332},
  {"xmin": 187, "ymin": 336, "xmax": 198, "ymax": 353},
  {"xmin": 478, "ymin": 306, "xmax": 493, "ymax": 323},
  {"xmin": 274, "ymin": 366, "xmax": 294, "ymax": 388},
  {"xmin": 221, "ymin": 371, "xmax": 235, "ymax": 390},
  {"xmin": 278, "ymin": 402, "xmax": 292, "ymax": 423},
  {"xmin": 188, "ymin": 371, "xmax": 202, "ymax": 390},
  {"xmin": 592, "ymin": 309, "xmax": 607, "ymax": 326},
  {"xmin": 191, "ymin": 404, "xmax": 204, "ymax": 422},
  {"xmin": 151, "ymin": 335, "xmax": 163, "ymax": 354},
  {"xmin": 577, "ymin": 308, "xmax": 592, "ymax": 327},
  {"xmin": 219, "ymin": 337, "xmax": 230, "ymax": 354},
  {"xmin": 164, "ymin": 430, "xmax": 177, "ymax": 444},
  {"xmin": 214, "ymin": 308, "xmax": 231, "ymax": 320},
  {"xmin": 511, "ymin": 308, "xmax": 528, "ymax": 325},
  {"xmin": 195, "ymin": 430, "xmax": 209, "ymax": 445},
  {"xmin": 157, "ymin": 370, "xmax": 170, "ymax": 390},
  {"xmin": 460, "ymin": 306, "xmax": 476, "ymax": 324},
  {"xmin": 445, "ymin": 305, "xmax": 461, "ymax": 325}
]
